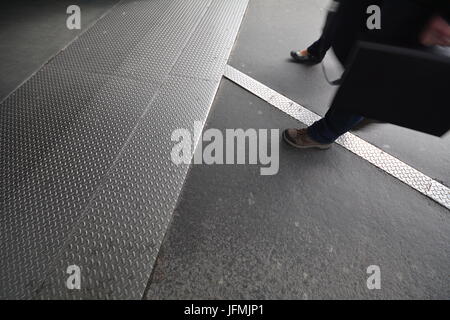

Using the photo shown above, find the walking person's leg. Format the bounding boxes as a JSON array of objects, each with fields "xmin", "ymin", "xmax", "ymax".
[
  {"xmin": 290, "ymin": 0, "xmax": 342, "ymax": 64},
  {"xmin": 283, "ymin": 107, "xmax": 364, "ymax": 149},
  {"xmin": 284, "ymin": 0, "xmax": 375, "ymax": 149}
]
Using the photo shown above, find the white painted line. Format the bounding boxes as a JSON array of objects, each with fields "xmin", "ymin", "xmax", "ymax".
[{"xmin": 223, "ymin": 64, "xmax": 450, "ymax": 210}]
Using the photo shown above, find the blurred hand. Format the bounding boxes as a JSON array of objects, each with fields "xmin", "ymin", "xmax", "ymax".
[{"xmin": 420, "ymin": 15, "xmax": 450, "ymax": 47}]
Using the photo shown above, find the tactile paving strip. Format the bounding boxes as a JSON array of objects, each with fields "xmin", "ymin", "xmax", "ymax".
[
  {"xmin": 224, "ymin": 65, "xmax": 450, "ymax": 210},
  {"xmin": 0, "ymin": 0, "xmax": 249, "ymax": 299}
]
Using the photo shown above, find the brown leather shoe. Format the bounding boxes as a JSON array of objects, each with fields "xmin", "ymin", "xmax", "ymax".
[{"xmin": 283, "ymin": 128, "xmax": 332, "ymax": 150}]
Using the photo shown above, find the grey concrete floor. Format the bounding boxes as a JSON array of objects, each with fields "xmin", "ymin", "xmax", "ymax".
[
  {"xmin": 145, "ymin": 0, "xmax": 449, "ymax": 299},
  {"xmin": 145, "ymin": 79, "xmax": 449, "ymax": 300},
  {"xmin": 0, "ymin": 0, "xmax": 120, "ymax": 101}
]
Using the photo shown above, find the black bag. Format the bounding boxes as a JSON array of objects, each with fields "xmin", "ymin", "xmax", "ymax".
[{"xmin": 330, "ymin": 41, "xmax": 450, "ymax": 137}]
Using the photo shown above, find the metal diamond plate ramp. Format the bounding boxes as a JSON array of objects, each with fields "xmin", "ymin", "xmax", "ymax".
[{"xmin": 0, "ymin": 0, "xmax": 249, "ymax": 299}]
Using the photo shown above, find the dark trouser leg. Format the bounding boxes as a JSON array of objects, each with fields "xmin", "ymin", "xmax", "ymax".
[
  {"xmin": 329, "ymin": 0, "xmax": 375, "ymax": 66},
  {"xmin": 306, "ymin": 0, "xmax": 342, "ymax": 61},
  {"xmin": 306, "ymin": 38, "xmax": 326, "ymax": 61},
  {"xmin": 307, "ymin": 107, "xmax": 364, "ymax": 144},
  {"xmin": 305, "ymin": 1, "xmax": 366, "ymax": 143}
]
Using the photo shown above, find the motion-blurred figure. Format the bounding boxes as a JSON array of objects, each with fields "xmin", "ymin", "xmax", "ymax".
[
  {"xmin": 290, "ymin": 0, "xmax": 343, "ymax": 65},
  {"xmin": 284, "ymin": 0, "xmax": 450, "ymax": 149}
]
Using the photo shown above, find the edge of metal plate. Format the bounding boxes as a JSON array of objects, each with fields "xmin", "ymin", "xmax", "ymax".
[
  {"xmin": 1, "ymin": 0, "xmax": 249, "ymax": 300},
  {"xmin": 35, "ymin": 0, "xmax": 250, "ymax": 299}
]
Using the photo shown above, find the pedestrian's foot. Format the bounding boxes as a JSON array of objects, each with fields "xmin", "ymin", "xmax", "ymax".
[
  {"xmin": 290, "ymin": 49, "xmax": 321, "ymax": 65},
  {"xmin": 283, "ymin": 128, "xmax": 332, "ymax": 149}
]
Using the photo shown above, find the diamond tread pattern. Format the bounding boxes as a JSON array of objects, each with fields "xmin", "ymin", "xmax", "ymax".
[{"xmin": 0, "ymin": 0, "xmax": 249, "ymax": 299}]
